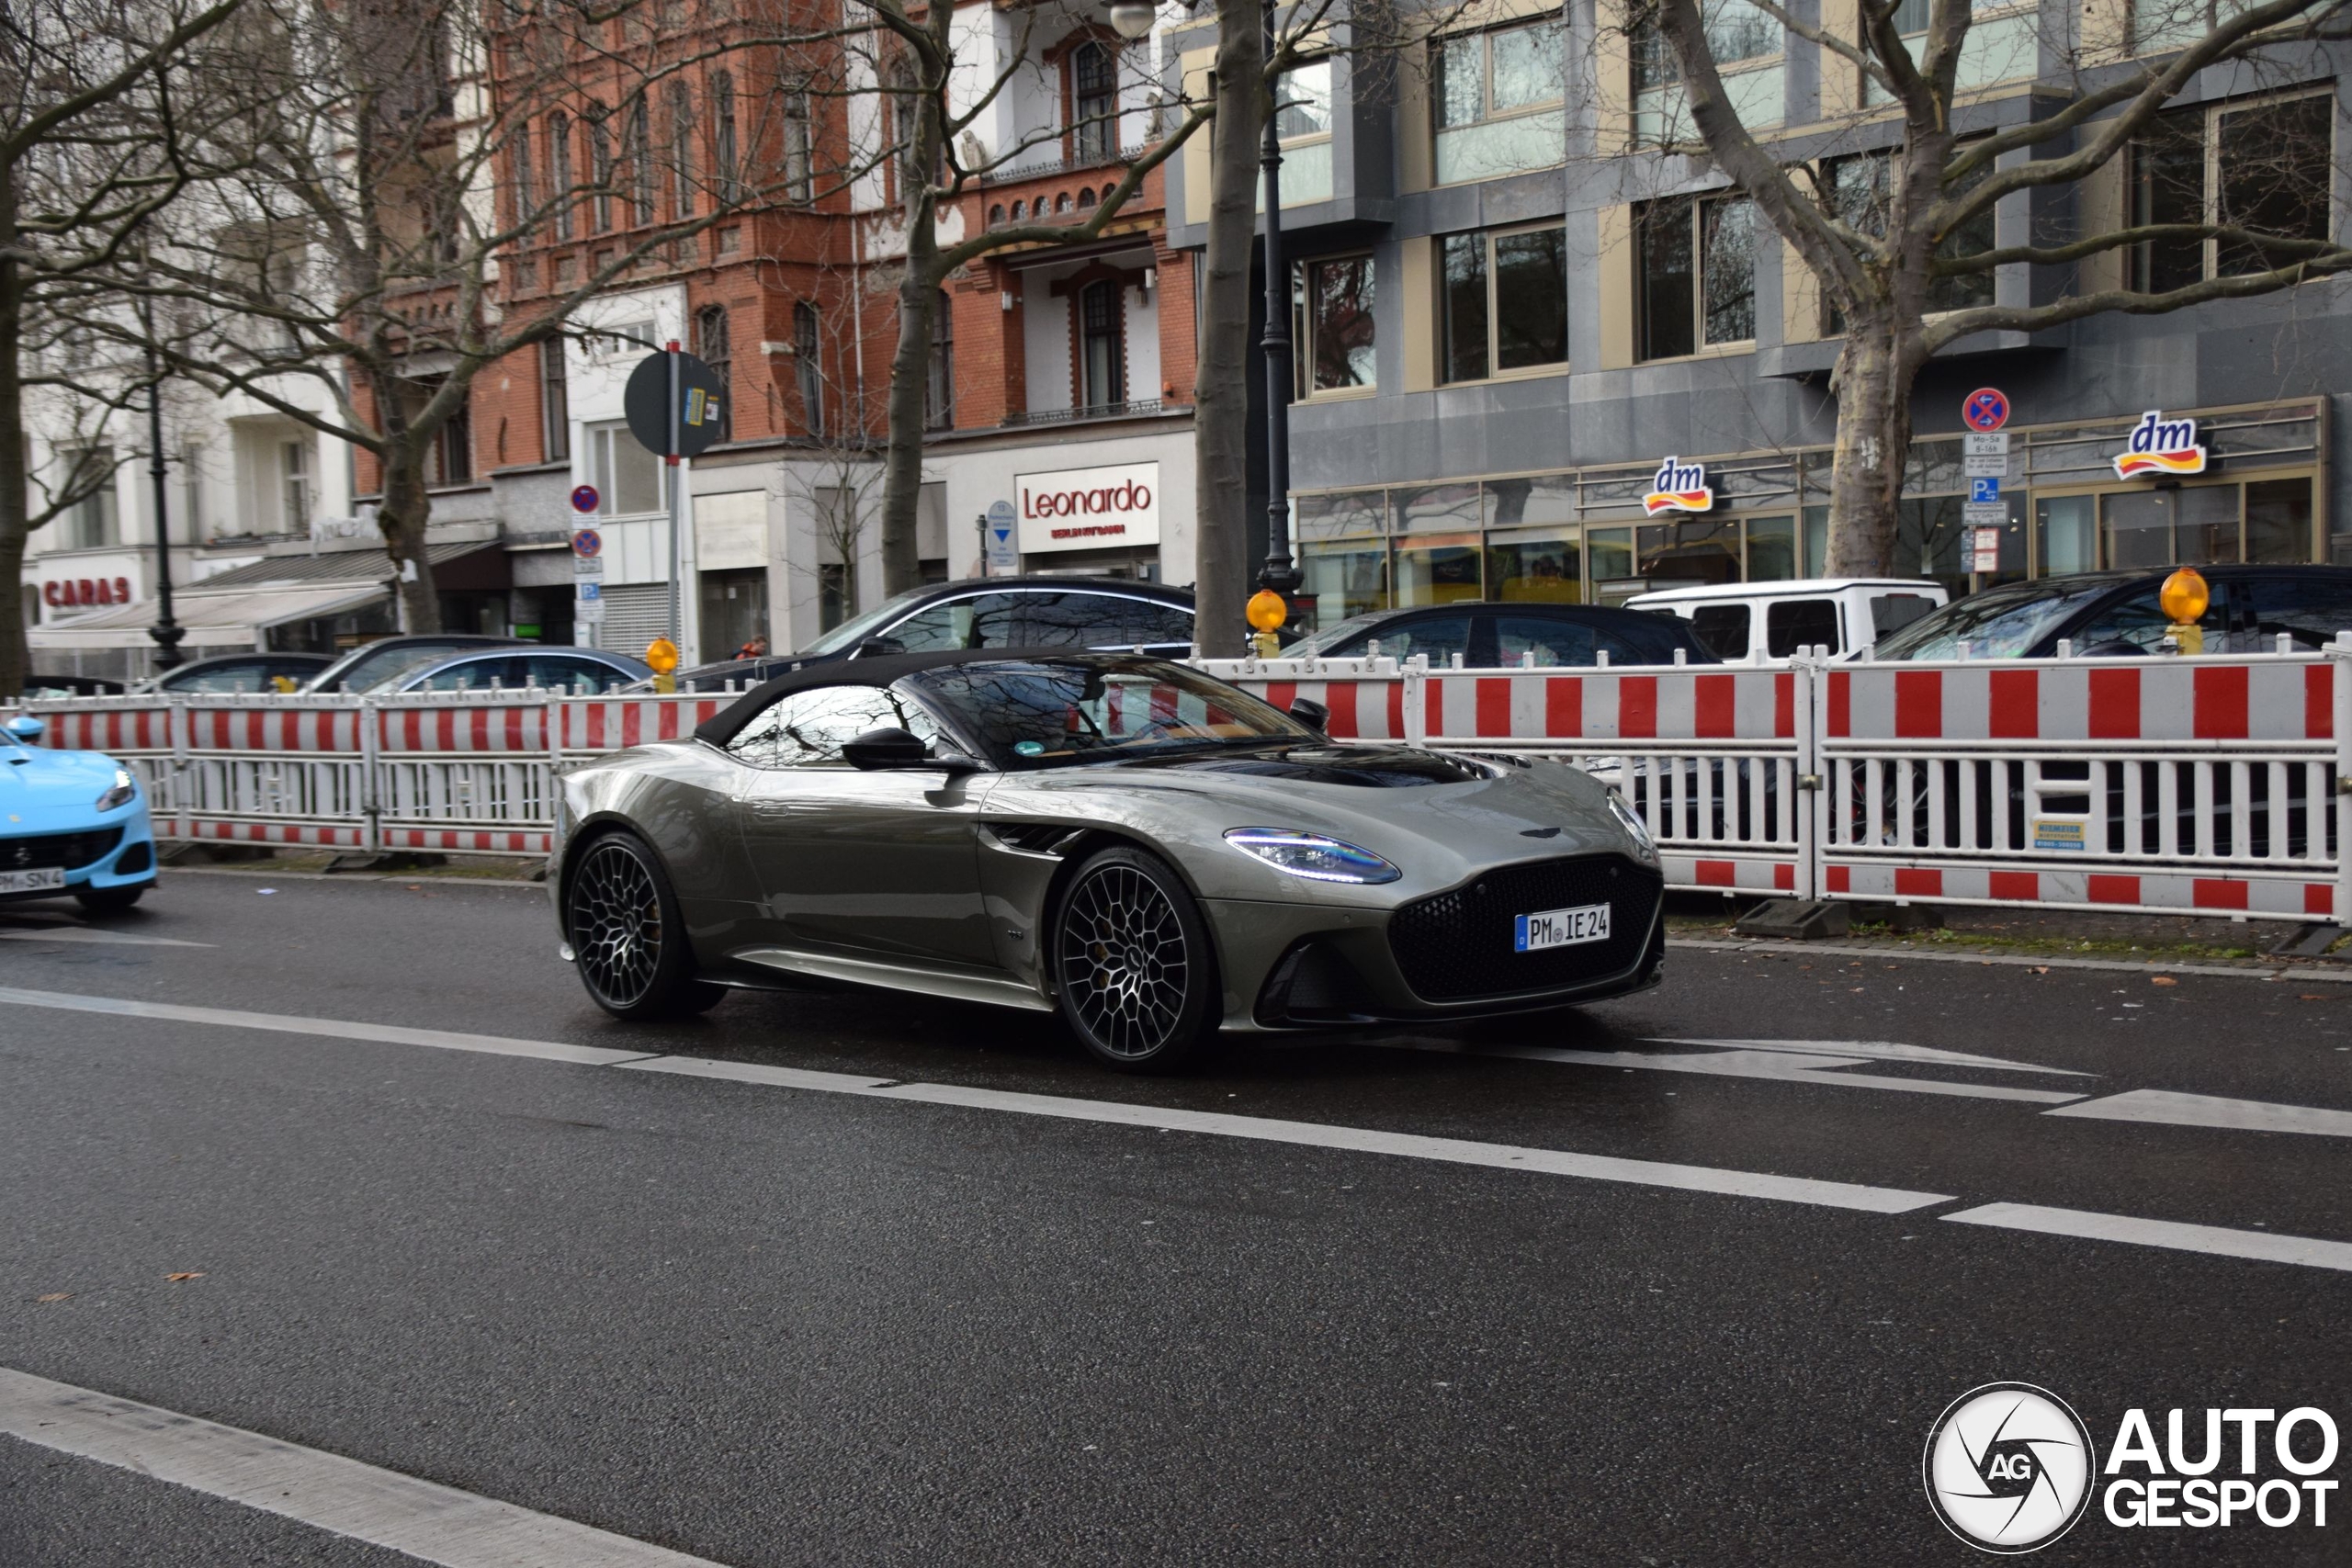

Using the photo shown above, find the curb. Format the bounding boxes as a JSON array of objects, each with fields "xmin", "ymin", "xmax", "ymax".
[{"xmin": 1671, "ymin": 936, "xmax": 2352, "ymax": 984}]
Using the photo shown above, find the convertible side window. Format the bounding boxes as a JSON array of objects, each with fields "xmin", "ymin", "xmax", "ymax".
[{"xmin": 724, "ymin": 685, "xmax": 942, "ymax": 768}]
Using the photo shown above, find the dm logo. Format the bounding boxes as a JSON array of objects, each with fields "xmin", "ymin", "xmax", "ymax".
[
  {"xmin": 2113, "ymin": 410, "xmax": 2206, "ymax": 479},
  {"xmin": 1643, "ymin": 456, "xmax": 1713, "ymax": 515},
  {"xmin": 1924, "ymin": 1383, "xmax": 2097, "ymax": 1554}
]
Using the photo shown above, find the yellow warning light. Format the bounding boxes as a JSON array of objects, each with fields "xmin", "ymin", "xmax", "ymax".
[
  {"xmin": 644, "ymin": 637, "xmax": 681, "ymax": 674},
  {"xmin": 1246, "ymin": 590, "xmax": 1288, "ymax": 634},
  {"xmin": 2159, "ymin": 567, "xmax": 2210, "ymax": 626}
]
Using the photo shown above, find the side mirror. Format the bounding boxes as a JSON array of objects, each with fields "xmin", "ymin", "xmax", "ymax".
[
  {"xmin": 851, "ymin": 637, "xmax": 907, "ymax": 660},
  {"xmin": 842, "ymin": 727, "xmax": 935, "ymax": 770},
  {"xmin": 1287, "ymin": 696, "xmax": 1329, "ymax": 735},
  {"xmin": 5, "ymin": 715, "xmax": 45, "ymax": 740}
]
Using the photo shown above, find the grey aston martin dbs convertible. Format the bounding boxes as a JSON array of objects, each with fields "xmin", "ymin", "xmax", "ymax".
[{"xmin": 552, "ymin": 650, "xmax": 1665, "ymax": 1070}]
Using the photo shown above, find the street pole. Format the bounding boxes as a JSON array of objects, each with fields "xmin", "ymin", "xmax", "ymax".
[
  {"xmin": 665, "ymin": 339, "xmax": 682, "ymax": 649},
  {"xmin": 1256, "ymin": 0, "xmax": 1300, "ymax": 606},
  {"xmin": 143, "ymin": 343, "xmax": 185, "ymax": 671}
]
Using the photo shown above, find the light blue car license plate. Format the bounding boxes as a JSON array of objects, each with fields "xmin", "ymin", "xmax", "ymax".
[{"xmin": 1514, "ymin": 902, "xmax": 1610, "ymax": 952}]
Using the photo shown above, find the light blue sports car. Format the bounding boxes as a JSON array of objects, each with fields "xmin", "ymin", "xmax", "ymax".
[{"xmin": 1, "ymin": 715, "xmax": 157, "ymax": 912}]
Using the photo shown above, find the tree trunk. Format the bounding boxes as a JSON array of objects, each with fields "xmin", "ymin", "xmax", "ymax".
[
  {"xmin": 877, "ymin": 241, "xmax": 934, "ymax": 600},
  {"xmin": 376, "ymin": 448, "xmax": 441, "ymax": 634},
  {"xmin": 1821, "ymin": 325, "xmax": 1914, "ymax": 579},
  {"xmin": 0, "ymin": 247, "xmax": 26, "ymax": 700},
  {"xmin": 1190, "ymin": 0, "xmax": 1265, "ymax": 659}
]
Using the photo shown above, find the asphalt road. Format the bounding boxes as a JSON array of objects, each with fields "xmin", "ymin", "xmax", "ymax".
[{"xmin": 3, "ymin": 870, "xmax": 2349, "ymax": 1566}]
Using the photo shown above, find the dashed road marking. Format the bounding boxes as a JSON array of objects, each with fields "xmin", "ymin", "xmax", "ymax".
[
  {"xmin": 2046, "ymin": 1088, "xmax": 2352, "ymax": 1138},
  {"xmin": 1941, "ymin": 1201, "xmax": 2352, "ymax": 1273}
]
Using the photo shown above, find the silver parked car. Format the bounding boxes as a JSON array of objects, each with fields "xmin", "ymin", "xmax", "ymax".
[{"xmin": 550, "ymin": 650, "xmax": 1665, "ymax": 1071}]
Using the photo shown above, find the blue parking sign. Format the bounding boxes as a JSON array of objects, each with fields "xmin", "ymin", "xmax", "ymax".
[{"xmin": 1969, "ymin": 477, "xmax": 2000, "ymax": 503}]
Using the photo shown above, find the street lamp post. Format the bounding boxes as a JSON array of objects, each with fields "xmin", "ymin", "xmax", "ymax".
[
  {"xmin": 143, "ymin": 343, "xmax": 185, "ymax": 672},
  {"xmin": 1255, "ymin": 0, "xmax": 1300, "ymax": 610}
]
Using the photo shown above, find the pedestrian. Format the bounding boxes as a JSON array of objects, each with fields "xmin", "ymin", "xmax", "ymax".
[{"xmin": 736, "ymin": 634, "xmax": 769, "ymax": 660}]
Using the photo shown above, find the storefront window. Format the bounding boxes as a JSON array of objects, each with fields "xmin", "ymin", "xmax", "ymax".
[
  {"xmin": 1297, "ymin": 489, "xmax": 1386, "ymax": 541},
  {"xmin": 1488, "ymin": 532, "xmax": 1580, "ymax": 602},
  {"xmin": 2037, "ymin": 495, "xmax": 2097, "ymax": 576},
  {"xmin": 2246, "ymin": 478, "xmax": 2313, "ymax": 563},
  {"xmin": 1392, "ymin": 481, "xmax": 1481, "ymax": 533},
  {"xmin": 1484, "ymin": 472, "xmax": 1575, "ymax": 529},
  {"xmin": 1588, "ymin": 527, "xmax": 1636, "ymax": 599},
  {"xmin": 1898, "ymin": 496, "xmax": 1970, "ymax": 594},
  {"xmin": 1393, "ymin": 535, "xmax": 1484, "ymax": 604},
  {"xmin": 1302, "ymin": 543, "xmax": 1387, "ymax": 624},
  {"xmin": 1638, "ymin": 516, "xmax": 1740, "ymax": 585},
  {"xmin": 1802, "ymin": 506, "xmax": 1827, "ymax": 577},
  {"xmin": 2104, "ymin": 484, "xmax": 2240, "ymax": 569},
  {"xmin": 1746, "ymin": 514, "xmax": 1796, "ymax": 580}
]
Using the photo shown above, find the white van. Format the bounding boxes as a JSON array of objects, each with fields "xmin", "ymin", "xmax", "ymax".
[{"xmin": 1626, "ymin": 579, "xmax": 1948, "ymax": 663}]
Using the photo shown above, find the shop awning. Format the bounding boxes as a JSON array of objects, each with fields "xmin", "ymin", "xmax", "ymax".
[{"xmin": 29, "ymin": 582, "xmax": 390, "ymax": 650}]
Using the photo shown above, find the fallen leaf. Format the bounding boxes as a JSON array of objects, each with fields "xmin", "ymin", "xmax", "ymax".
[
  {"xmin": 35, "ymin": 1292, "xmax": 70, "ymax": 1303},
  {"xmin": 2301, "ymin": 994, "xmax": 2328, "ymax": 1001},
  {"xmin": 164, "ymin": 1271, "xmax": 205, "ymax": 1282},
  {"xmin": 2151, "ymin": 976, "xmax": 2178, "ymax": 987},
  {"xmin": 2032, "ymin": 966, "xmax": 2051, "ymax": 975}
]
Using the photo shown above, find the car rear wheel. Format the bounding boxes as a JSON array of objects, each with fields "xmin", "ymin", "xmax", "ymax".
[
  {"xmin": 567, "ymin": 831, "xmax": 725, "ymax": 1021},
  {"xmin": 1049, "ymin": 845, "xmax": 1219, "ymax": 1072}
]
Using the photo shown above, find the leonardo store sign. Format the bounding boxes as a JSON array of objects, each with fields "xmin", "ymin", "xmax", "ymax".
[{"xmin": 1015, "ymin": 461, "xmax": 1160, "ymax": 553}]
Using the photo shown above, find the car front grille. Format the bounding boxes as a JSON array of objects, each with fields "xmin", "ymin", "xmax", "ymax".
[
  {"xmin": 1388, "ymin": 853, "xmax": 1661, "ymax": 1002},
  {"xmin": 0, "ymin": 827, "xmax": 124, "ymax": 873}
]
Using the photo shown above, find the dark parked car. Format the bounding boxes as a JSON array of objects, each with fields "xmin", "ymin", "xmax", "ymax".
[
  {"xmin": 655, "ymin": 577, "xmax": 1197, "ymax": 692},
  {"xmin": 301, "ymin": 635, "xmax": 525, "ymax": 694},
  {"xmin": 1285, "ymin": 603, "xmax": 1720, "ymax": 667},
  {"xmin": 17, "ymin": 673, "xmax": 125, "ymax": 697},
  {"xmin": 139, "ymin": 651, "xmax": 334, "ymax": 694},
  {"xmin": 1871, "ymin": 565, "xmax": 2352, "ymax": 660},
  {"xmin": 393, "ymin": 648, "xmax": 650, "ymax": 694}
]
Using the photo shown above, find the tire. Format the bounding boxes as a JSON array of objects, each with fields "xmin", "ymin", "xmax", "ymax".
[
  {"xmin": 74, "ymin": 883, "xmax": 148, "ymax": 914},
  {"xmin": 1049, "ymin": 845, "xmax": 1220, "ymax": 1072},
  {"xmin": 565, "ymin": 830, "xmax": 726, "ymax": 1021}
]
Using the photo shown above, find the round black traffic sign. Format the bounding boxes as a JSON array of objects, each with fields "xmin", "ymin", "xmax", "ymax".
[{"xmin": 623, "ymin": 349, "xmax": 728, "ymax": 459}]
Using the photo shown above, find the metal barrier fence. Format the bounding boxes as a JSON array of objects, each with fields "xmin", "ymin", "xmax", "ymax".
[{"xmin": 15, "ymin": 640, "xmax": 2348, "ymax": 922}]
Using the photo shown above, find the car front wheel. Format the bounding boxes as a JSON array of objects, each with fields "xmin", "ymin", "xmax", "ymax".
[
  {"xmin": 566, "ymin": 831, "xmax": 725, "ymax": 1021},
  {"xmin": 1049, "ymin": 845, "xmax": 1219, "ymax": 1072}
]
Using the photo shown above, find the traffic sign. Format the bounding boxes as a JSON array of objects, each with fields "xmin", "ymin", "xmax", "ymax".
[
  {"xmin": 1962, "ymin": 388, "xmax": 2010, "ymax": 432},
  {"xmin": 571, "ymin": 527, "xmax": 602, "ymax": 558},
  {"xmin": 570, "ymin": 484, "xmax": 600, "ymax": 513},
  {"xmin": 1962, "ymin": 502, "xmax": 2006, "ymax": 525},
  {"xmin": 1969, "ymin": 477, "xmax": 2000, "ymax": 504},
  {"xmin": 1968, "ymin": 526, "xmax": 2002, "ymax": 572},
  {"xmin": 1962, "ymin": 432, "xmax": 2009, "ymax": 479},
  {"xmin": 984, "ymin": 499, "xmax": 1018, "ymax": 575},
  {"xmin": 625, "ymin": 349, "xmax": 727, "ymax": 459}
]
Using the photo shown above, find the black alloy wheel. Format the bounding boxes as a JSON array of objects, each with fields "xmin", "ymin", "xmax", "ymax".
[
  {"xmin": 1050, "ymin": 845, "xmax": 1218, "ymax": 1071},
  {"xmin": 566, "ymin": 831, "xmax": 725, "ymax": 1020}
]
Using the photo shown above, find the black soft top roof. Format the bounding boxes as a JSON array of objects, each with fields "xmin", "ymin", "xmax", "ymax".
[{"xmin": 692, "ymin": 648, "xmax": 1153, "ymax": 748}]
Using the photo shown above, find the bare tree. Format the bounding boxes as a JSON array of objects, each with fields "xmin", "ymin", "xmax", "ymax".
[
  {"xmin": 1645, "ymin": 0, "xmax": 2352, "ymax": 573},
  {"xmin": 0, "ymin": 0, "xmax": 245, "ymax": 696},
  {"xmin": 1191, "ymin": 0, "xmax": 1267, "ymax": 657},
  {"xmin": 107, "ymin": 0, "xmax": 778, "ymax": 634}
]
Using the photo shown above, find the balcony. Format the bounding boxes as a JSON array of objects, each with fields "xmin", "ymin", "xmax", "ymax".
[{"xmin": 1000, "ymin": 398, "xmax": 1166, "ymax": 429}]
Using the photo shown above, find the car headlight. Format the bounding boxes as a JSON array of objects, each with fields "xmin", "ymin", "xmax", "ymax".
[
  {"xmin": 1607, "ymin": 791, "xmax": 1657, "ymax": 860},
  {"xmin": 1224, "ymin": 828, "xmax": 1401, "ymax": 885},
  {"xmin": 96, "ymin": 768, "xmax": 138, "ymax": 812}
]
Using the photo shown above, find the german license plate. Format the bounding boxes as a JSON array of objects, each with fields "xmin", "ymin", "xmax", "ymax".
[
  {"xmin": 0, "ymin": 866, "xmax": 65, "ymax": 895},
  {"xmin": 1515, "ymin": 902, "xmax": 1610, "ymax": 952}
]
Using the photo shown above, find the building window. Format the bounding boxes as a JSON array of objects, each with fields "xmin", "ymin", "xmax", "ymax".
[
  {"xmin": 1634, "ymin": 0, "xmax": 1781, "ymax": 145},
  {"xmin": 927, "ymin": 290, "xmax": 955, "ymax": 429},
  {"xmin": 783, "ymin": 88, "xmax": 814, "ymax": 202},
  {"xmin": 668, "ymin": 85, "xmax": 694, "ymax": 218},
  {"xmin": 279, "ymin": 439, "xmax": 313, "ymax": 531},
  {"xmin": 1822, "ymin": 150, "xmax": 1995, "ymax": 327},
  {"xmin": 547, "ymin": 112, "xmax": 572, "ymax": 240},
  {"xmin": 511, "ymin": 123, "xmax": 534, "ymax": 229},
  {"xmin": 61, "ymin": 447, "xmax": 118, "ymax": 549},
  {"xmin": 1431, "ymin": 17, "xmax": 1564, "ymax": 185},
  {"xmin": 628, "ymin": 97, "xmax": 654, "ymax": 225},
  {"xmin": 1294, "ymin": 254, "xmax": 1375, "ymax": 396},
  {"xmin": 587, "ymin": 108, "xmax": 613, "ymax": 232},
  {"xmin": 540, "ymin": 338, "xmax": 569, "ymax": 462},
  {"xmin": 1637, "ymin": 193, "xmax": 1756, "ymax": 360},
  {"xmin": 712, "ymin": 72, "xmax": 740, "ymax": 202},
  {"xmin": 435, "ymin": 400, "xmax": 471, "ymax": 485},
  {"xmin": 1439, "ymin": 222, "xmax": 1566, "ymax": 383},
  {"xmin": 178, "ymin": 443, "xmax": 204, "ymax": 542},
  {"xmin": 794, "ymin": 300, "xmax": 824, "ymax": 436},
  {"xmin": 1071, "ymin": 40, "xmax": 1118, "ymax": 164},
  {"xmin": 589, "ymin": 419, "xmax": 664, "ymax": 514},
  {"xmin": 2132, "ymin": 92, "xmax": 2334, "ymax": 293},
  {"xmin": 1077, "ymin": 279, "xmax": 1124, "ymax": 409},
  {"xmin": 1867, "ymin": 0, "xmax": 2037, "ymax": 97},
  {"xmin": 820, "ymin": 563, "xmax": 852, "ymax": 630},
  {"xmin": 694, "ymin": 304, "xmax": 732, "ymax": 442}
]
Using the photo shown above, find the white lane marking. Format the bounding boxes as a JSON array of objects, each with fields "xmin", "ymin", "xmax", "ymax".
[
  {"xmin": 1654, "ymin": 1037, "xmax": 2091, "ymax": 1077},
  {"xmin": 0, "ymin": 1366, "xmax": 731, "ymax": 1568},
  {"xmin": 1942, "ymin": 1202, "xmax": 2352, "ymax": 1274},
  {"xmin": 1675, "ymin": 936, "xmax": 2335, "ymax": 983},
  {"xmin": 0, "ymin": 924, "xmax": 213, "ymax": 948},
  {"xmin": 2045, "ymin": 1089, "xmax": 2352, "ymax": 1139},
  {"xmin": 0, "ymin": 987, "xmax": 655, "ymax": 1067},
  {"xmin": 3, "ymin": 983, "xmax": 1951, "ymax": 1215},
  {"xmin": 1390, "ymin": 1040, "xmax": 2087, "ymax": 1104},
  {"xmin": 854, "ymin": 1079, "xmax": 1952, "ymax": 1213}
]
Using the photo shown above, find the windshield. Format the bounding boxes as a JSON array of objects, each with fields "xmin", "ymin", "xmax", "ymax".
[
  {"xmin": 904, "ymin": 658, "xmax": 1308, "ymax": 770},
  {"xmin": 1871, "ymin": 581, "xmax": 2117, "ymax": 660},
  {"xmin": 801, "ymin": 584, "xmax": 939, "ymax": 656}
]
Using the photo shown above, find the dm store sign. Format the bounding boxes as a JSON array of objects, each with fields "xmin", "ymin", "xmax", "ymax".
[
  {"xmin": 2113, "ymin": 411, "xmax": 2207, "ymax": 479},
  {"xmin": 1644, "ymin": 457, "xmax": 1714, "ymax": 516}
]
